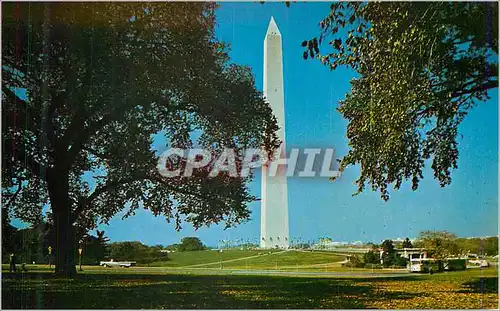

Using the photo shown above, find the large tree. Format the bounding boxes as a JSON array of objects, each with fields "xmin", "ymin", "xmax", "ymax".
[
  {"xmin": 178, "ymin": 236, "xmax": 206, "ymax": 252},
  {"xmin": 304, "ymin": 2, "xmax": 498, "ymax": 200},
  {"xmin": 402, "ymin": 237, "xmax": 413, "ymax": 249},
  {"xmin": 2, "ymin": 3, "xmax": 279, "ymax": 276},
  {"xmin": 414, "ymin": 230, "xmax": 460, "ymax": 259}
]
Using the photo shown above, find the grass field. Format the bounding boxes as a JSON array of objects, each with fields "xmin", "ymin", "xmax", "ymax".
[
  {"xmin": 2, "ymin": 266, "xmax": 497, "ymax": 309},
  {"xmin": 179, "ymin": 250, "xmax": 346, "ymax": 269},
  {"xmin": 1, "ymin": 249, "xmax": 347, "ymax": 273},
  {"xmin": 148, "ymin": 249, "xmax": 267, "ymax": 267},
  {"xmin": 101, "ymin": 249, "xmax": 346, "ymax": 270}
]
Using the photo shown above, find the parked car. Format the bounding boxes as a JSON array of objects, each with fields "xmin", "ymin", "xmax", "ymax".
[{"xmin": 99, "ymin": 259, "xmax": 136, "ymax": 268}]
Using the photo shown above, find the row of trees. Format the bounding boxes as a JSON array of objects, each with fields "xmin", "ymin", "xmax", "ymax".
[
  {"xmin": 87, "ymin": 236, "xmax": 208, "ymax": 264},
  {"xmin": 413, "ymin": 230, "xmax": 498, "ymax": 258},
  {"xmin": 362, "ymin": 231, "xmax": 498, "ymax": 267},
  {"xmin": 2, "ymin": 218, "xmax": 108, "ymax": 265},
  {"xmin": 107, "ymin": 242, "xmax": 167, "ymax": 264},
  {"xmin": 3, "ymin": 212, "xmax": 208, "ymax": 265},
  {"xmin": 164, "ymin": 237, "xmax": 207, "ymax": 252},
  {"xmin": 363, "ymin": 239, "xmax": 408, "ymax": 267}
]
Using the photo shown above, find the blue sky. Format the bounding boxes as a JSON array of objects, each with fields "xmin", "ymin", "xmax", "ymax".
[
  {"xmin": 13, "ymin": 2, "xmax": 499, "ymax": 246},
  {"xmin": 99, "ymin": 2, "xmax": 498, "ymax": 246}
]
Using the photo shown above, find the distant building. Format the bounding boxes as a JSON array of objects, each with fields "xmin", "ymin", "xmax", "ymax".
[{"xmin": 378, "ymin": 248, "xmax": 428, "ymax": 265}]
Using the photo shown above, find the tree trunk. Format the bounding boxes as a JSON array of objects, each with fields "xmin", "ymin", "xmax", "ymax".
[{"xmin": 47, "ymin": 169, "xmax": 77, "ymax": 277}]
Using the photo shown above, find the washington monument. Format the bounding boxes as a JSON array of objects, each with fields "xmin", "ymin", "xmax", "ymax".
[{"xmin": 260, "ymin": 17, "xmax": 289, "ymax": 249}]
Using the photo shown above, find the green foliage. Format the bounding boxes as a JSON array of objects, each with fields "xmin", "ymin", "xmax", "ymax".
[
  {"xmin": 294, "ymin": 243, "xmax": 311, "ymax": 249},
  {"xmin": 363, "ymin": 250, "xmax": 379, "ymax": 264},
  {"xmin": 178, "ymin": 237, "xmax": 206, "ymax": 252},
  {"xmin": 305, "ymin": 2, "xmax": 498, "ymax": 200},
  {"xmin": 381, "ymin": 240, "xmax": 395, "ymax": 253},
  {"xmin": 3, "ymin": 222, "xmax": 55, "ymax": 264},
  {"xmin": 1, "ymin": 218, "xmax": 110, "ymax": 265},
  {"xmin": 402, "ymin": 237, "xmax": 413, "ymax": 249},
  {"xmin": 380, "ymin": 240, "xmax": 401, "ymax": 267},
  {"xmin": 414, "ymin": 231, "xmax": 498, "ymax": 258},
  {"xmin": 454, "ymin": 236, "xmax": 498, "ymax": 256},
  {"xmin": 445, "ymin": 258, "xmax": 467, "ymax": 271},
  {"xmin": 164, "ymin": 243, "xmax": 181, "ymax": 252},
  {"xmin": 415, "ymin": 230, "xmax": 460, "ymax": 259},
  {"xmin": 2, "ymin": 2, "xmax": 279, "ymax": 275},
  {"xmin": 108, "ymin": 241, "xmax": 168, "ymax": 264},
  {"xmin": 481, "ymin": 237, "xmax": 498, "ymax": 256},
  {"xmin": 393, "ymin": 255, "xmax": 407, "ymax": 267},
  {"xmin": 80, "ymin": 230, "xmax": 109, "ymax": 265},
  {"xmin": 1, "ymin": 208, "xmax": 18, "ymax": 262},
  {"xmin": 343, "ymin": 255, "xmax": 364, "ymax": 268}
]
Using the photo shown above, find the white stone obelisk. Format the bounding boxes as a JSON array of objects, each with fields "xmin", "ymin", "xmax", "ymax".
[{"xmin": 260, "ymin": 17, "xmax": 289, "ymax": 249}]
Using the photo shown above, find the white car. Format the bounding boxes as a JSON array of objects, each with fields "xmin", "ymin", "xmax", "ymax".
[
  {"xmin": 99, "ymin": 260, "xmax": 136, "ymax": 268},
  {"xmin": 479, "ymin": 260, "xmax": 490, "ymax": 268},
  {"xmin": 468, "ymin": 259, "xmax": 489, "ymax": 267}
]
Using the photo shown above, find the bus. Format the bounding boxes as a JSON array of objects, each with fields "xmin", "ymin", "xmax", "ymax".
[{"xmin": 409, "ymin": 258, "xmax": 441, "ymax": 273}]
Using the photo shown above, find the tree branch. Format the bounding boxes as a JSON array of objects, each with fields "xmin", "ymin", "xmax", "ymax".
[
  {"xmin": 4, "ymin": 179, "xmax": 23, "ymax": 210},
  {"xmin": 72, "ymin": 172, "xmax": 227, "ymax": 222},
  {"xmin": 451, "ymin": 79, "xmax": 498, "ymax": 97},
  {"xmin": 63, "ymin": 114, "xmax": 114, "ymax": 170}
]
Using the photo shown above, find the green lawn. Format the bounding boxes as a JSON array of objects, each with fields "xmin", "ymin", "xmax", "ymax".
[
  {"xmin": 142, "ymin": 249, "xmax": 345, "ymax": 269},
  {"xmin": 2, "ymin": 268, "xmax": 497, "ymax": 309},
  {"xmin": 147, "ymin": 249, "xmax": 280, "ymax": 267},
  {"xmin": 203, "ymin": 250, "xmax": 345, "ymax": 269},
  {"xmin": 1, "ymin": 249, "xmax": 275, "ymax": 270}
]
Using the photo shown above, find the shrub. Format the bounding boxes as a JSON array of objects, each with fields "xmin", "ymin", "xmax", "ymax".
[
  {"xmin": 363, "ymin": 250, "xmax": 379, "ymax": 264},
  {"xmin": 394, "ymin": 255, "xmax": 407, "ymax": 267},
  {"xmin": 343, "ymin": 255, "xmax": 365, "ymax": 268}
]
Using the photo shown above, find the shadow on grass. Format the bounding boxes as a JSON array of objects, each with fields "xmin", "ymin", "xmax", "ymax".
[
  {"xmin": 459, "ymin": 277, "xmax": 498, "ymax": 294},
  {"xmin": 1, "ymin": 272, "xmax": 423, "ymax": 309}
]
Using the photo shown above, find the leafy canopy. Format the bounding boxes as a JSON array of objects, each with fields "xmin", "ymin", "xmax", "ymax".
[
  {"xmin": 304, "ymin": 2, "xmax": 498, "ymax": 200},
  {"xmin": 2, "ymin": 3, "xmax": 279, "ymax": 232},
  {"xmin": 414, "ymin": 230, "xmax": 459, "ymax": 259},
  {"xmin": 402, "ymin": 237, "xmax": 413, "ymax": 249},
  {"xmin": 178, "ymin": 236, "xmax": 206, "ymax": 252}
]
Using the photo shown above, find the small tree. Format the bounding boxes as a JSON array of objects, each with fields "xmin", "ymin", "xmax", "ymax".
[
  {"xmin": 178, "ymin": 237, "xmax": 206, "ymax": 252},
  {"xmin": 402, "ymin": 237, "xmax": 413, "ymax": 249},
  {"xmin": 81, "ymin": 230, "xmax": 109, "ymax": 264},
  {"xmin": 381, "ymin": 239, "xmax": 396, "ymax": 267},
  {"xmin": 344, "ymin": 255, "xmax": 363, "ymax": 268},
  {"xmin": 381, "ymin": 239, "xmax": 395, "ymax": 253},
  {"xmin": 394, "ymin": 255, "xmax": 407, "ymax": 267},
  {"xmin": 415, "ymin": 230, "xmax": 459, "ymax": 259},
  {"xmin": 363, "ymin": 250, "xmax": 379, "ymax": 264},
  {"xmin": 483, "ymin": 237, "xmax": 499, "ymax": 256}
]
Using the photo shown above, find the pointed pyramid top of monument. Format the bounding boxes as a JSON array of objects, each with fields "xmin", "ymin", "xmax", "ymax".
[{"xmin": 266, "ymin": 16, "xmax": 281, "ymax": 36}]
